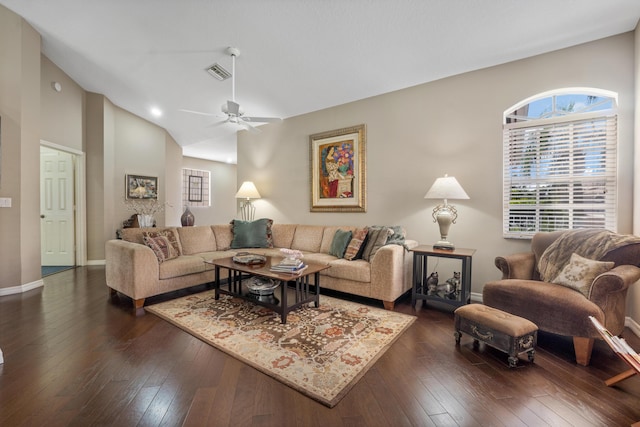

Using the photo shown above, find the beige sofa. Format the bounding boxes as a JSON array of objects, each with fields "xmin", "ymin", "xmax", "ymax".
[{"xmin": 106, "ymin": 223, "xmax": 418, "ymax": 312}]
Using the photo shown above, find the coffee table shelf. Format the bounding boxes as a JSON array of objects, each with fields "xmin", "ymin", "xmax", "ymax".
[{"xmin": 207, "ymin": 256, "xmax": 330, "ymax": 324}]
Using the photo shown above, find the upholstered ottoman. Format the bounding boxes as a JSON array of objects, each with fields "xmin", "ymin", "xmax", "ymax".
[{"xmin": 454, "ymin": 304, "xmax": 538, "ymax": 368}]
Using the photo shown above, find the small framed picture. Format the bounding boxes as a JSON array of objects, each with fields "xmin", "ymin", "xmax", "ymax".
[
  {"xmin": 188, "ymin": 175, "xmax": 203, "ymax": 202},
  {"xmin": 126, "ymin": 174, "xmax": 158, "ymax": 199}
]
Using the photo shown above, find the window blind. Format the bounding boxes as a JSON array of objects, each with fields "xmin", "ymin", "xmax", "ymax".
[{"xmin": 503, "ymin": 113, "xmax": 617, "ymax": 238}]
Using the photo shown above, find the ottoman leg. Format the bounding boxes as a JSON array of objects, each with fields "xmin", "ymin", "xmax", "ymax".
[
  {"xmin": 528, "ymin": 349, "xmax": 535, "ymax": 363},
  {"xmin": 454, "ymin": 331, "xmax": 462, "ymax": 344},
  {"xmin": 508, "ymin": 355, "xmax": 518, "ymax": 368}
]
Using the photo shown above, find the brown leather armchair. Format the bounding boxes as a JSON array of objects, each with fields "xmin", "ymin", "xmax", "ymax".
[{"xmin": 483, "ymin": 230, "xmax": 640, "ymax": 366}]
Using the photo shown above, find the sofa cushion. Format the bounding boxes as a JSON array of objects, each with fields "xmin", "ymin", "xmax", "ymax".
[
  {"xmin": 212, "ymin": 224, "xmax": 233, "ymax": 250},
  {"xmin": 362, "ymin": 227, "xmax": 393, "ymax": 261},
  {"xmin": 329, "ymin": 229, "xmax": 352, "ymax": 258},
  {"xmin": 142, "ymin": 228, "xmax": 182, "ymax": 255},
  {"xmin": 230, "ymin": 219, "xmax": 274, "ymax": 249},
  {"xmin": 291, "ymin": 225, "xmax": 324, "ymax": 252},
  {"xmin": 326, "ymin": 259, "xmax": 371, "ymax": 283},
  {"xmin": 177, "ymin": 226, "xmax": 217, "ymax": 255},
  {"xmin": 158, "ymin": 255, "xmax": 206, "ymax": 280},
  {"xmin": 552, "ymin": 253, "xmax": 614, "ymax": 298},
  {"xmin": 320, "ymin": 226, "xmax": 357, "ymax": 254},
  {"xmin": 344, "ymin": 228, "xmax": 369, "ymax": 261},
  {"xmin": 271, "ymin": 224, "xmax": 297, "ymax": 248},
  {"xmin": 143, "ymin": 235, "xmax": 178, "ymax": 263}
]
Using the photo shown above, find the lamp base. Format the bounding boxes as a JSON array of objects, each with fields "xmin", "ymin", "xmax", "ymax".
[{"xmin": 433, "ymin": 240, "xmax": 455, "ymax": 251}]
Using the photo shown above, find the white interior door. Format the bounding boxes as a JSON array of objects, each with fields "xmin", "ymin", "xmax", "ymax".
[{"xmin": 41, "ymin": 146, "xmax": 75, "ymax": 266}]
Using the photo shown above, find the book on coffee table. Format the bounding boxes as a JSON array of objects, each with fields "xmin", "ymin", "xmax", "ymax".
[{"xmin": 270, "ymin": 258, "xmax": 307, "ymax": 274}]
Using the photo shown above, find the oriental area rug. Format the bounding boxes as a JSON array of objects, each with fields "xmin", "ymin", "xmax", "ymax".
[{"xmin": 146, "ymin": 290, "xmax": 415, "ymax": 407}]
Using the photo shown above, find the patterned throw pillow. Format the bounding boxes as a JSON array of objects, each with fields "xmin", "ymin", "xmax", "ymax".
[
  {"xmin": 361, "ymin": 227, "xmax": 393, "ymax": 261},
  {"xmin": 552, "ymin": 253, "xmax": 614, "ymax": 298},
  {"xmin": 329, "ymin": 229, "xmax": 352, "ymax": 258},
  {"xmin": 230, "ymin": 218, "xmax": 274, "ymax": 249},
  {"xmin": 344, "ymin": 228, "xmax": 369, "ymax": 261},
  {"xmin": 143, "ymin": 235, "xmax": 178, "ymax": 263},
  {"xmin": 142, "ymin": 229, "xmax": 182, "ymax": 255}
]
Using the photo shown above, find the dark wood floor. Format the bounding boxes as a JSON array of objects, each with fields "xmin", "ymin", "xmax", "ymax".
[{"xmin": 1, "ymin": 266, "xmax": 639, "ymax": 426}]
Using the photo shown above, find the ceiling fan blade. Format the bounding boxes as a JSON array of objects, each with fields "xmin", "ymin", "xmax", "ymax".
[
  {"xmin": 179, "ymin": 108, "xmax": 218, "ymax": 117},
  {"xmin": 206, "ymin": 118, "xmax": 231, "ymax": 129},
  {"xmin": 239, "ymin": 119, "xmax": 261, "ymax": 134},
  {"xmin": 242, "ymin": 116, "xmax": 282, "ymax": 123}
]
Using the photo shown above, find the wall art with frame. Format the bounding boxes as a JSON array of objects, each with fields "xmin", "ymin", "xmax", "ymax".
[
  {"xmin": 126, "ymin": 174, "xmax": 158, "ymax": 199},
  {"xmin": 182, "ymin": 168, "xmax": 210, "ymax": 207},
  {"xmin": 309, "ymin": 124, "xmax": 366, "ymax": 212}
]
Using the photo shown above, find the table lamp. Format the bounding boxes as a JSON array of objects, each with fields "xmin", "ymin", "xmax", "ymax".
[
  {"xmin": 235, "ymin": 181, "xmax": 261, "ymax": 221},
  {"xmin": 424, "ymin": 174, "xmax": 469, "ymax": 250}
]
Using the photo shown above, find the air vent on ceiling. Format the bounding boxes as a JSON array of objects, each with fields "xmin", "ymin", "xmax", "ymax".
[{"xmin": 206, "ymin": 63, "xmax": 231, "ymax": 81}]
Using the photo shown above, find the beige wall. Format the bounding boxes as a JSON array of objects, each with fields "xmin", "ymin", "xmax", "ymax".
[
  {"xmin": 631, "ymin": 21, "xmax": 640, "ymax": 323},
  {"xmin": 238, "ymin": 33, "xmax": 638, "ymax": 319},
  {"xmin": 0, "ymin": 5, "xmax": 41, "ymax": 290},
  {"xmin": 182, "ymin": 156, "xmax": 237, "ymax": 225},
  {"xmin": 40, "ymin": 55, "xmax": 84, "ymax": 151}
]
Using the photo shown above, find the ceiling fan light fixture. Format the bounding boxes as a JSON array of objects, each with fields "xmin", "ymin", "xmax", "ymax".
[{"xmin": 206, "ymin": 63, "xmax": 231, "ymax": 81}]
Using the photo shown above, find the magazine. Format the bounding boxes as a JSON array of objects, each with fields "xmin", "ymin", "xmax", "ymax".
[{"xmin": 270, "ymin": 259, "xmax": 307, "ymax": 274}]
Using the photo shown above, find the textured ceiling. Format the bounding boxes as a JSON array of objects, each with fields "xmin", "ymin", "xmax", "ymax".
[{"xmin": 2, "ymin": 0, "xmax": 640, "ymax": 163}]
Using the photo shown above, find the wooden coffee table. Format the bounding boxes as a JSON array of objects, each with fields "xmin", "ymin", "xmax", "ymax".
[{"xmin": 206, "ymin": 256, "xmax": 330, "ymax": 323}]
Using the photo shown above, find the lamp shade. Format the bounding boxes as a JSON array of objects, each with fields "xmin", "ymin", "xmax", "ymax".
[
  {"xmin": 235, "ymin": 181, "xmax": 261, "ymax": 199},
  {"xmin": 424, "ymin": 174, "xmax": 469, "ymax": 200}
]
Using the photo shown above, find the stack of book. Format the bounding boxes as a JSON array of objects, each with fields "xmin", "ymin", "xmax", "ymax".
[{"xmin": 270, "ymin": 257, "xmax": 307, "ymax": 274}]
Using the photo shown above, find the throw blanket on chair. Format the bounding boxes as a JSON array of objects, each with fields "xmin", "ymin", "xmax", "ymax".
[{"xmin": 538, "ymin": 229, "xmax": 640, "ymax": 283}]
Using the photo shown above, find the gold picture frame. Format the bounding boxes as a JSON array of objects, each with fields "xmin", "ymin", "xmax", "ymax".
[{"xmin": 310, "ymin": 124, "xmax": 366, "ymax": 212}]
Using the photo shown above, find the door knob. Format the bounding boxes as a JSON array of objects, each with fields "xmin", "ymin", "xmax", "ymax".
[{"xmin": 40, "ymin": 215, "xmax": 45, "ymax": 218}]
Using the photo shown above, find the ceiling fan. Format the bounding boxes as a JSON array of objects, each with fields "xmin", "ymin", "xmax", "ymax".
[{"xmin": 181, "ymin": 47, "xmax": 281, "ymax": 133}]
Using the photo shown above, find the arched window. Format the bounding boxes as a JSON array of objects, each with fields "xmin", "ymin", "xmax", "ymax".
[{"xmin": 503, "ymin": 88, "xmax": 617, "ymax": 238}]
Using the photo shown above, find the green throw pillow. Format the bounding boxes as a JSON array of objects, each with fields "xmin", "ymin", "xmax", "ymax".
[
  {"xmin": 329, "ymin": 229, "xmax": 352, "ymax": 258},
  {"xmin": 230, "ymin": 218, "xmax": 274, "ymax": 249}
]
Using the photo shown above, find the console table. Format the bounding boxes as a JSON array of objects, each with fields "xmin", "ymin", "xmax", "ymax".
[{"xmin": 411, "ymin": 245, "xmax": 475, "ymax": 309}]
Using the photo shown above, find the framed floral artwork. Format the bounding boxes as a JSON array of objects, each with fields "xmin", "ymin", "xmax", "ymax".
[{"xmin": 309, "ymin": 124, "xmax": 366, "ymax": 212}]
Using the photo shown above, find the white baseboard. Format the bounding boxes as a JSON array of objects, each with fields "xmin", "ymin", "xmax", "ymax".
[
  {"xmin": 87, "ymin": 259, "xmax": 106, "ymax": 266},
  {"xmin": 470, "ymin": 291, "xmax": 483, "ymax": 303},
  {"xmin": 0, "ymin": 279, "xmax": 44, "ymax": 296},
  {"xmin": 625, "ymin": 316, "xmax": 640, "ymax": 338}
]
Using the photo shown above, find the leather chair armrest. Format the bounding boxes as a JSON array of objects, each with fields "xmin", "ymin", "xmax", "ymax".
[
  {"xmin": 494, "ymin": 252, "xmax": 536, "ymax": 280},
  {"xmin": 589, "ymin": 265, "xmax": 640, "ymax": 304},
  {"xmin": 589, "ymin": 265, "xmax": 640, "ymax": 334}
]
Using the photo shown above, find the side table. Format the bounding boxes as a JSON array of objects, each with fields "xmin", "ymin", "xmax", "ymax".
[{"xmin": 411, "ymin": 245, "xmax": 476, "ymax": 309}]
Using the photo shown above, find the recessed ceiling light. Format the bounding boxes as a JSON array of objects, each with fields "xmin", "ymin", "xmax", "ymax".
[{"xmin": 151, "ymin": 107, "xmax": 162, "ymax": 117}]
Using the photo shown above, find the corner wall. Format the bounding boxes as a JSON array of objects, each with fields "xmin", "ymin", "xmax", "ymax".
[
  {"xmin": 0, "ymin": 5, "xmax": 41, "ymax": 290},
  {"xmin": 631, "ymin": 20, "xmax": 640, "ymax": 324}
]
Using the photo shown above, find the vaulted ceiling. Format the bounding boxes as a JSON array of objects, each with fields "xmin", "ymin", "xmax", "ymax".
[{"xmin": 2, "ymin": 0, "xmax": 640, "ymax": 163}]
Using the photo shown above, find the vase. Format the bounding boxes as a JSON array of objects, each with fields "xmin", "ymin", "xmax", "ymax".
[
  {"xmin": 137, "ymin": 214, "xmax": 154, "ymax": 228},
  {"xmin": 181, "ymin": 206, "xmax": 195, "ymax": 227}
]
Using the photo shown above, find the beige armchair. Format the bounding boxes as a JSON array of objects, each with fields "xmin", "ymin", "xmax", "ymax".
[{"xmin": 483, "ymin": 230, "xmax": 640, "ymax": 366}]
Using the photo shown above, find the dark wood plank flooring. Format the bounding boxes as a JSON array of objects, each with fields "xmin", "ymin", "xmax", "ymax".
[{"xmin": 1, "ymin": 266, "xmax": 639, "ymax": 426}]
